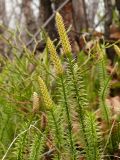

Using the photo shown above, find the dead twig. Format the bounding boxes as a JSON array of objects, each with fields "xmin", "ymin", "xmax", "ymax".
[{"xmin": 40, "ymin": 148, "xmax": 55, "ymax": 158}]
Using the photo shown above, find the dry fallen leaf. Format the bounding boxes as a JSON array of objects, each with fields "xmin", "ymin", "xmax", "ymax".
[{"xmin": 106, "ymin": 96, "xmax": 120, "ymax": 119}]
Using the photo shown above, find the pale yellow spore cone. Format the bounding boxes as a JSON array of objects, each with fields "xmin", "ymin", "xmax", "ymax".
[
  {"xmin": 32, "ymin": 92, "xmax": 39, "ymax": 113},
  {"xmin": 47, "ymin": 37, "xmax": 63, "ymax": 75},
  {"xmin": 38, "ymin": 76, "xmax": 54, "ymax": 109},
  {"xmin": 55, "ymin": 12, "xmax": 72, "ymax": 55}
]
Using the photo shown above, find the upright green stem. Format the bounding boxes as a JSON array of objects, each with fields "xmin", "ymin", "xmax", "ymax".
[
  {"xmin": 68, "ymin": 57, "xmax": 85, "ymax": 127},
  {"xmin": 67, "ymin": 57, "xmax": 89, "ymax": 150},
  {"xmin": 50, "ymin": 109, "xmax": 61, "ymax": 160},
  {"xmin": 17, "ymin": 114, "xmax": 34, "ymax": 160},
  {"xmin": 60, "ymin": 75, "xmax": 76, "ymax": 160},
  {"xmin": 99, "ymin": 60, "xmax": 113, "ymax": 151}
]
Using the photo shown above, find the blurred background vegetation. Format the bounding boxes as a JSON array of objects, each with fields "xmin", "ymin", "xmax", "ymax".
[{"xmin": 0, "ymin": 0, "xmax": 120, "ymax": 57}]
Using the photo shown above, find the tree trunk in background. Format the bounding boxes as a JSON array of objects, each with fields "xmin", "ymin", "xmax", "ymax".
[
  {"xmin": 22, "ymin": 0, "xmax": 37, "ymax": 35},
  {"xmin": 115, "ymin": 0, "xmax": 120, "ymax": 21},
  {"xmin": 104, "ymin": 0, "xmax": 113, "ymax": 39},
  {"xmin": 86, "ymin": 0, "xmax": 99, "ymax": 28},
  {"xmin": 72, "ymin": 0, "xmax": 88, "ymax": 32},
  {"xmin": 0, "ymin": 0, "xmax": 7, "ymax": 56},
  {"xmin": 39, "ymin": 0, "xmax": 57, "ymax": 39}
]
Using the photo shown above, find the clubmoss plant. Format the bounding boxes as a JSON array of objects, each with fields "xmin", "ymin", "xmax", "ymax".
[
  {"xmin": 38, "ymin": 76, "xmax": 63, "ymax": 159},
  {"xmin": 1, "ymin": 12, "xmax": 120, "ymax": 160}
]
